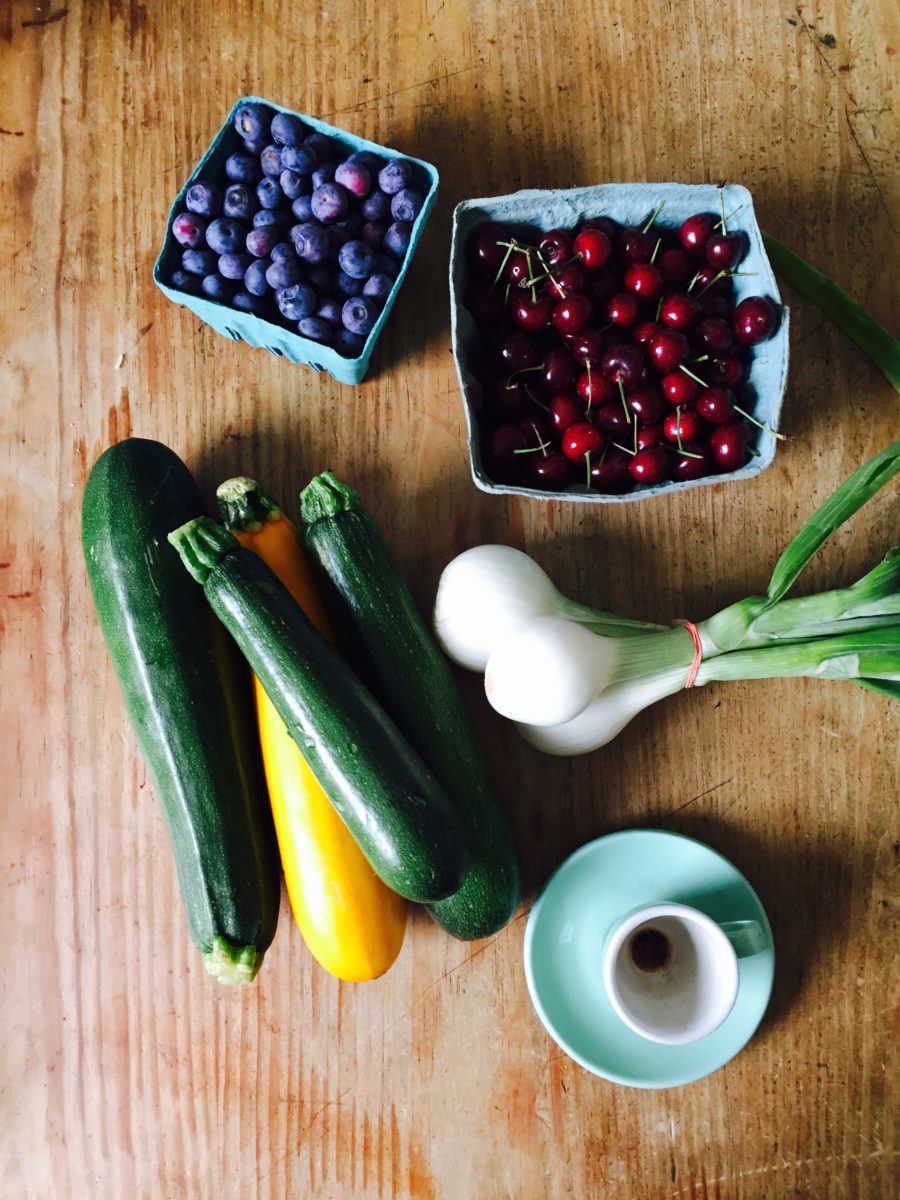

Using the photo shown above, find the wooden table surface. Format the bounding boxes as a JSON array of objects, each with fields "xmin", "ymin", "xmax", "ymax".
[{"xmin": 2, "ymin": 1, "xmax": 898, "ymax": 1197}]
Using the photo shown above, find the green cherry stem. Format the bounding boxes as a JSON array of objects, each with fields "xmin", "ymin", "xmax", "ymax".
[
  {"xmin": 679, "ymin": 364, "xmax": 708, "ymax": 387},
  {"xmin": 733, "ymin": 404, "xmax": 787, "ymax": 441},
  {"xmin": 617, "ymin": 376, "xmax": 633, "ymax": 423}
]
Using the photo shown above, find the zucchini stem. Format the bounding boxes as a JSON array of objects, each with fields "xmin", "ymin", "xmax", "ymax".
[
  {"xmin": 168, "ymin": 517, "xmax": 240, "ymax": 584},
  {"xmin": 300, "ymin": 471, "xmax": 361, "ymax": 523},
  {"xmin": 216, "ymin": 477, "xmax": 283, "ymax": 533},
  {"xmin": 203, "ymin": 937, "xmax": 263, "ymax": 985}
]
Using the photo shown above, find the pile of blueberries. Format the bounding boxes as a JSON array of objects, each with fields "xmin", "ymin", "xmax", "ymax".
[{"xmin": 167, "ymin": 102, "xmax": 427, "ymax": 358}]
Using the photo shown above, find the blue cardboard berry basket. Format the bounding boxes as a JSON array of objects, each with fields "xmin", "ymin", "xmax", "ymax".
[
  {"xmin": 154, "ymin": 96, "xmax": 439, "ymax": 385},
  {"xmin": 449, "ymin": 182, "xmax": 789, "ymax": 502}
]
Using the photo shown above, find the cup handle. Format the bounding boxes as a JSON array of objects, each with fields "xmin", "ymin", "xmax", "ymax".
[{"xmin": 720, "ymin": 919, "xmax": 767, "ymax": 959}]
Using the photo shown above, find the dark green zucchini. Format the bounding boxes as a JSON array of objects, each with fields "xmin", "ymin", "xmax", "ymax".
[
  {"xmin": 299, "ymin": 472, "xmax": 520, "ymax": 941},
  {"xmin": 168, "ymin": 517, "xmax": 469, "ymax": 904},
  {"xmin": 81, "ymin": 439, "xmax": 279, "ymax": 983}
]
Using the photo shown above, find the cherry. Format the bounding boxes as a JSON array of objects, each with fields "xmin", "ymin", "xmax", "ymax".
[
  {"xmin": 463, "ymin": 282, "xmax": 505, "ymax": 327},
  {"xmin": 663, "ymin": 407, "xmax": 705, "ymax": 443},
  {"xmin": 504, "ymin": 248, "xmax": 533, "ymax": 287},
  {"xmin": 709, "ymin": 422, "xmax": 754, "ymax": 472},
  {"xmin": 601, "ymin": 343, "xmax": 647, "ymax": 388},
  {"xmin": 679, "ymin": 213, "xmax": 715, "ymax": 256},
  {"xmin": 483, "ymin": 424, "xmax": 528, "ymax": 482},
  {"xmin": 699, "ymin": 291, "xmax": 733, "ymax": 319},
  {"xmin": 704, "ymin": 354, "xmax": 744, "ymax": 388},
  {"xmin": 539, "ymin": 229, "xmax": 574, "ymax": 267},
  {"xmin": 658, "ymin": 246, "xmax": 694, "ymax": 285},
  {"xmin": 499, "ymin": 331, "xmax": 540, "ymax": 373},
  {"xmin": 632, "ymin": 320, "xmax": 661, "ymax": 346},
  {"xmin": 606, "ymin": 291, "xmax": 641, "ymax": 327},
  {"xmin": 485, "ymin": 373, "xmax": 528, "ymax": 418},
  {"xmin": 627, "ymin": 385, "xmax": 665, "ymax": 424},
  {"xmin": 517, "ymin": 412, "xmax": 553, "ymax": 444},
  {"xmin": 591, "ymin": 447, "xmax": 633, "ymax": 493},
  {"xmin": 671, "ymin": 441, "xmax": 713, "ymax": 482},
  {"xmin": 661, "ymin": 370, "xmax": 700, "ymax": 406},
  {"xmin": 542, "ymin": 347, "xmax": 580, "ymax": 392},
  {"xmin": 693, "ymin": 264, "xmax": 733, "ymax": 297},
  {"xmin": 513, "ymin": 292, "xmax": 553, "ymax": 332},
  {"xmin": 466, "ymin": 223, "xmax": 508, "ymax": 274},
  {"xmin": 705, "ymin": 232, "xmax": 746, "ymax": 270},
  {"xmin": 562, "ymin": 420, "xmax": 605, "ymax": 463},
  {"xmin": 552, "ymin": 294, "xmax": 593, "ymax": 335},
  {"xmin": 580, "ymin": 216, "xmax": 620, "ymax": 241},
  {"xmin": 659, "ymin": 293, "xmax": 702, "ymax": 330},
  {"xmin": 629, "ymin": 444, "xmax": 669, "ymax": 485},
  {"xmin": 570, "ymin": 328, "xmax": 614, "ymax": 365},
  {"xmin": 695, "ymin": 385, "xmax": 737, "ymax": 424},
  {"xmin": 549, "ymin": 391, "xmax": 584, "ymax": 433},
  {"xmin": 594, "ymin": 402, "xmax": 632, "ymax": 436},
  {"xmin": 525, "ymin": 449, "xmax": 574, "ymax": 491},
  {"xmin": 624, "ymin": 262, "xmax": 664, "ymax": 301},
  {"xmin": 576, "ymin": 370, "xmax": 615, "ymax": 407},
  {"xmin": 636, "ymin": 423, "xmax": 663, "ymax": 449},
  {"xmin": 619, "ymin": 229, "xmax": 656, "ymax": 264},
  {"xmin": 694, "ymin": 316, "xmax": 734, "ymax": 355},
  {"xmin": 648, "ymin": 329, "xmax": 689, "ymax": 372},
  {"xmin": 574, "ymin": 228, "xmax": 613, "ymax": 270},
  {"xmin": 733, "ymin": 296, "xmax": 778, "ymax": 345},
  {"xmin": 588, "ymin": 268, "xmax": 618, "ymax": 304},
  {"xmin": 546, "ymin": 260, "xmax": 588, "ymax": 299}
]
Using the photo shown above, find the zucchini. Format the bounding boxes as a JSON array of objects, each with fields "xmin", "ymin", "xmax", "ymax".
[
  {"xmin": 168, "ymin": 517, "xmax": 469, "ymax": 904},
  {"xmin": 300, "ymin": 472, "xmax": 520, "ymax": 941},
  {"xmin": 81, "ymin": 439, "xmax": 279, "ymax": 983}
]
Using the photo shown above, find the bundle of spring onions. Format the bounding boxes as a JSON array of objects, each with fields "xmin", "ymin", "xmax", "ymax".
[{"xmin": 433, "ymin": 442, "xmax": 899, "ymax": 755}]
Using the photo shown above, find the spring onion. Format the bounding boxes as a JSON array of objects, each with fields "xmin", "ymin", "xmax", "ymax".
[{"xmin": 435, "ymin": 443, "xmax": 900, "ymax": 755}]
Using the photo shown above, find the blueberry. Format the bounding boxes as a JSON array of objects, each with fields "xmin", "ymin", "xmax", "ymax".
[
  {"xmin": 246, "ymin": 226, "xmax": 278, "ymax": 258},
  {"xmin": 271, "ymin": 111, "xmax": 306, "ymax": 146},
  {"xmin": 361, "ymin": 221, "xmax": 386, "ymax": 248},
  {"xmin": 260, "ymin": 144, "xmax": 283, "ymax": 176},
  {"xmin": 185, "ymin": 180, "xmax": 222, "ymax": 217},
  {"xmin": 172, "ymin": 211, "xmax": 206, "ymax": 248},
  {"xmin": 342, "ymin": 296, "xmax": 379, "ymax": 335},
  {"xmin": 281, "ymin": 144, "xmax": 318, "ymax": 174},
  {"xmin": 218, "ymin": 252, "xmax": 251, "ymax": 280},
  {"xmin": 242, "ymin": 134, "xmax": 268, "ymax": 155},
  {"xmin": 225, "ymin": 153, "xmax": 262, "ymax": 183},
  {"xmin": 201, "ymin": 273, "xmax": 237, "ymax": 301},
  {"xmin": 334, "ymin": 210, "xmax": 364, "ymax": 236},
  {"xmin": 277, "ymin": 283, "xmax": 316, "ymax": 320},
  {"xmin": 234, "ymin": 102, "xmax": 270, "ymax": 143},
  {"xmin": 361, "ymin": 189, "xmax": 390, "ymax": 221},
  {"xmin": 206, "ymin": 217, "xmax": 246, "ymax": 254},
  {"xmin": 316, "ymin": 298, "xmax": 343, "ymax": 326},
  {"xmin": 310, "ymin": 182, "xmax": 349, "ymax": 223},
  {"xmin": 312, "ymin": 162, "xmax": 336, "ymax": 188},
  {"xmin": 293, "ymin": 223, "xmax": 330, "ymax": 264},
  {"xmin": 391, "ymin": 187, "xmax": 425, "ymax": 223},
  {"xmin": 252, "ymin": 208, "xmax": 280, "ymax": 229},
  {"xmin": 170, "ymin": 269, "xmax": 201, "ymax": 294},
  {"xmin": 244, "ymin": 259, "xmax": 270, "ymax": 296},
  {"xmin": 232, "ymin": 290, "xmax": 265, "ymax": 313},
  {"xmin": 298, "ymin": 316, "xmax": 334, "ymax": 344},
  {"xmin": 334, "ymin": 269, "xmax": 364, "ymax": 298},
  {"xmin": 266, "ymin": 258, "xmax": 301, "ymax": 289},
  {"xmin": 292, "ymin": 194, "xmax": 314, "ymax": 221},
  {"xmin": 326, "ymin": 226, "xmax": 350, "ymax": 258},
  {"xmin": 363, "ymin": 273, "xmax": 394, "ymax": 305},
  {"xmin": 373, "ymin": 252, "xmax": 400, "ymax": 278},
  {"xmin": 338, "ymin": 239, "xmax": 375, "ymax": 280},
  {"xmin": 256, "ymin": 176, "xmax": 283, "ymax": 210},
  {"xmin": 279, "ymin": 169, "xmax": 308, "ymax": 200},
  {"xmin": 334, "ymin": 160, "xmax": 371, "ymax": 198},
  {"xmin": 304, "ymin": 132, "xmax": 340, "ymax": 162},
  {"xmin": 223, "ymin": 183, "xmax": 256, "ymax": 220},
  {"xmin": 271, "ymin": 241, "xmax": 297, "ymax": 263},
  {"xmin": 182, "ymin": 248, "xmax": 218, "ymax": 276},
  {"xmin": 383, "ymin": 220, "xmax": 412, "ymax": 258},
  {"xmin": 347, "ymin": 150, "xmax": 383, "ymax": 171},
  {"xmin": 378, "ymin": 159, "xmax": 413, "ymax": 196},
  {"xmin": 334, "ymin": 328, "xmax": 366, "ymax": 358},
  {"xmin": 305, "ymin": 266, "xmax": 332, "ymax": 293}
]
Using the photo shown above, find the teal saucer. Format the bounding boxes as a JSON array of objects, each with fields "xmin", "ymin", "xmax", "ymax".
[{"xmin": 523, "ymin": 829, "xmax": 775, "ymax": 1088}]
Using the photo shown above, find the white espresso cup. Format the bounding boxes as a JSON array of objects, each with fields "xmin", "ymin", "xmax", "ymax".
[{"xmin": 602, "ymin": 902, "xmax": 766, "ymax": 1045}]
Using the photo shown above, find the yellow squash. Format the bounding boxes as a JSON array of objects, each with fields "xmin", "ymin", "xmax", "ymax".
[{"xmin": 217, "ymin": 476, "xmax": 406, "ymax": 982}]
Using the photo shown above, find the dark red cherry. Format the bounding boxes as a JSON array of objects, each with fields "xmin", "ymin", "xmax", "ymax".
[
  {"xmin": 705, "ymin": 232, "xmax": 746, "ymax": 270},
  {"xmin": 463, "ymin": 282, "xmax": 505, "ymax": 327},
  {"xmin": 606, "ymin": 292, "xmax": 641, "ymax": 327},
  {"xmin": 658, "ymin": 246, "xmax": 694, "ymax": 285},
  {"xmin": 695, "ymin": 386, "xmax": 738, "ymax": 424},
  {"xmin": 733, "ymin": 296, "xmax": 779, "ymax": 345},
  {"xmin": 659, "ymin": 293, "xmax": 702, "ymax": 330},
  {"xmin": 573, "ymin": 228, "xmax": 613, "ymax": 270},
  {"xmin": 562, "ymin": 421, "xmax": 605, "ymax": 463},
  {"xmin": 512, "ymin": 292, "xmax": 553, "ymax": 332},
  {"xmin": 636, "ymin": 423, "xmax": 663, "ymax": 450},
  {"xmin": 545, "ymin": 260, "xmax": 588, "ymax": 300},
  {"xmin": 499, "ymin": 332, "xmax": 540, "ymax": 373},
  {"xmin": 570, "ymin": 328, "xmax": 614, "ymax": 365},
  {"xmin": 694, "ymin": 316, "xmax": 735, "ymax": 355},
  {"xmin": 699, "ymin": 291, "xmax": 733, "ymax": 319},
  {"xmin": 542, "ymin": 348, "xmax": 580, "ymax": 391},
  {"xmin": 624, "ymin": 262, "xmax": 664, "ymax": 301},
  {"xmin": 627, "ymin": 386, "xmax": 666, "ymax": 424},
  {"xmin": 679, "ymin": 213, "xmax": 715, "ymax": 256},
  {"xmin": 590, "ymin": 447, "xmax": 633, "ymax": 493},
  {"xmin": 593, "ymin": 402, "xmax": 632, "ymax": 436},
  {"xmin": 632, "ymin": 320, "xmax": 662, "ymax": 346},
  {"xmin": 580, "ymin": 216, "xmax": 620, "ymax": 242},
  {"xmin": 588, "ymin": 268, "xmax": 618, "ymax": 304},
  {"xmin": 483, "ymin": 424, "xmax": 528, "ymax": 482},
  {"xmin": 671, "ymin": 441, "xmax": 713, "ymax": 482},
  {"xmin": 525, "ymin": 450, "xmax": 574, "ymax": 491},
  {"xmin": 704, "ymin": 354, "xmax": 745, "ymax": 388},
  {"xmin": 467, "ymin": 222, "xmax": 509, "ymax": 274},
  {"xmin": 517, "ymin": 412, "xmax": 553, "ymax": 445},
  {"xmin": 663, "ymin": 407, "xmax": 705, "ymax": 443},
  {"xmin": 648, "ymin": 329, "xmax": 689, "ymax": 372},
  {"xmin": 539, "ymin": 228, "xmax": 574, "ymax": 267},
  {"xmin": 693, "ymin": 264, "xmax": 734, "ymax": 297},
  {"xmin": 628, "ymin": 444, "xmax": 669, "ymax": 485},
  {"xmin": 552, "ymin": 294, "xmax": 593, "ymax": 335},
  {"xmin": 661, "ymin": 370, "xmax": 700, "ymax": 406},
  {"xmin": 549, "ymin": 391, "xmax": 584, "ymax": 433},
  {"xmin": 601, "ymin": 343, "xmax": 647, "ymax": 388},
  {"xmin": 619, "ymin": 229, "xmax": 656, "ymax": 264},
  {"xmin": 576, "ymin": 370, "xmax": 615, "ymax": 408},
  {"xmin": 709, "ymin": 422, "xmax": 754, "ymax": 472},
  {"xmin": 504, "ymin": 248, "xmax": 533, "ymax": 286}
]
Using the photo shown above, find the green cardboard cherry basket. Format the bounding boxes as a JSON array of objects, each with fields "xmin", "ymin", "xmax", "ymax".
[{"xmin": 154, "ymin": 96, "xmax": 439, "ymax": 385}]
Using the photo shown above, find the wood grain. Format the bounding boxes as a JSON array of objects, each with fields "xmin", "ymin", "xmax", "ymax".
[{"xmin": 1, "ymin": 1, "xmax": 897, "ymax": 1197}]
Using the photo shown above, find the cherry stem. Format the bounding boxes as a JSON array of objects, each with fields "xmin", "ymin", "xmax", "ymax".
[
  {"xmin": 675, "ymin": 407, "xmax": 684, "ymax": 451},
  {"xmin": 584, "ymin": 359, "xmax": 593, "ymax": 415},
  {"xmin": 492, "ymin": 239, "xmax": 517, "ymax": 288},
  {"xmin": 690, "ymin": 354, "xmax": 710, "ymax": 363},
  {"xmin": 617, "ymin": 376, "xmax": 633, "ymax": 423},
  {"xmin": 697, "ymin": 269, "xmax": 728, "ymax": 298},
  {"xmin": 655, "ymin": 295, "xmax": 664, "ymax": 321},
  {"xmin": 662, "ymin": 441, "xmax": 703, "ymax": 460},
  {"xmin": 642, "ymin": 200, "xmax": 666, "ymax": 233},
  {"xmin": 650, "ymin": 237, "xmax": 662, "ymax": 265},
  {"xmin": 715, "ymin": 205, "xmax": 743, "ymax": 231},
  {"xmin": 525, "ymin": 249, "xmax": 536, "ymax": 303},
  {"xmin": 613, "ymin": 441, "xmax": 636, "ymax": 456},
  {"xmin": 679, "ymin": 364, "xmax": 708, "ymax": 387},
  {"xmin": 522, "ymin": 383, "xmax": 549, "ymax": 411},
  {"xmin": 687, "ymin": 271, "xmax": 701, "ymax": 294},
  {"xmin": 718, "ymin": 187, "xmax": 728, "ymax": 234},
  {"xmin": 733, "ymin": 404, "xmax": 787, "ymax": 440},
  {"xmin": 514, "ymin": 435, "xmax": 553, "ymax": 456},
  {"xmin": 584, "ymin": 450, "xmax": 591, "ymax": 488},
  {"xmin": 506, "ymin": 364, "xmax": 542, "ymax": 387}
]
